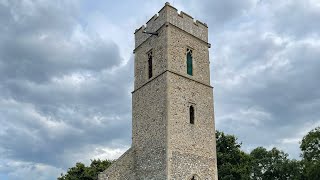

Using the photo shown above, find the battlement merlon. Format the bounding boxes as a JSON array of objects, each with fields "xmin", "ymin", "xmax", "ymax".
[{"xmin": 134, "ymin": 2, "xmax": 209, "ymax": 49}]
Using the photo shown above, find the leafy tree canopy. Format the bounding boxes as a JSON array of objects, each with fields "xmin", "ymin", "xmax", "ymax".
[
  {"xmin": 58, "ymin": 159, "xmax": 113, "ymax": 180},
  {"xmin": 300, "ymin": 126, "xmax": 320, "ymax": 162},
  {"xmin": 300, "ymin": 126, "xmax": 320, "ymax": 180},
  {"xmin": 216, "ymin": 131, "xmax": 251, "ymax": 180}
]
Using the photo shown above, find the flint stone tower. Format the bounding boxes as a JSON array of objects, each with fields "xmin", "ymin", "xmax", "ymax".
[{"xmin": 99, "ymin": 2, "xmax": 217, "ymax": 180}]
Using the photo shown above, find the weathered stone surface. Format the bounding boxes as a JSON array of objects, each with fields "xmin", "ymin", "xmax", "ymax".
[
  {"xmin": 167, "ymin": 25, "xmax": 211, "ymax": 85},
  {"xmin": 99, "ymin": 2, "xmax": 217, "ymax": 180},
  {"xmin": 98, "ymin": 148, "xmax": 135, "ymax": 180},
  {"xmin": 134, "ymin": 3, "xmax": 208, "ymax": 49},
  {"xmin": 133, "ymin": 26, "xmax": 168, "ymax": 89},
  {"xmin": 132, "ymin": 72, "xmax": 168, "ymax": 179},
  {"xmin": 167, "ymin": 72, "xmax": 217, "ymax": 179},
  {"xmin": 170, "ymin": 151, "xmax": 216, "ymax": 180}
]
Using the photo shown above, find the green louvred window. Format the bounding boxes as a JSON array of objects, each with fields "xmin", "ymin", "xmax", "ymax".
[{"xmin": 187, "ymin": 48, "xmax": 193, "ymax": 76}]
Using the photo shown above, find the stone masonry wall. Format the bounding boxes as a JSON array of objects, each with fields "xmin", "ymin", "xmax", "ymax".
[
  {"xmin": 100, "ymin": 2, "xmax": 217, "ymax": 180},
  {"xmin": 167, "ymin": 72, "xmax": 215, "ymax": 156},
  {"xmin": 167, "ymin": 72, "xmax": 217, "ymax": 179},
  {"xmin": 170, "ymin": 151, "xmax": 216, "ymax": 180},
  {"xmin": 166, "ymin": 6, "xmax": 208, "ymax": 43},
  {"xmin": 133, "ymin": 26, "xmax": 168, "ymax": 89},
  {"xmin": 132, "ymin": 72, "xmax": 168, "ymax": 179},
  {"xmin": 167, "ymin": 25, "xmax": 210, "ymax": 86},
  {"xmin": 98, "ymin": 148, "xmax": 136, "ymax": 180},
  {"xmin": 135, "ymin": 2, "xmax": 208, "ymax": 49},
  {"xmin": 165, "ymin": 9, "xmax": 217, "ymax": 179}
]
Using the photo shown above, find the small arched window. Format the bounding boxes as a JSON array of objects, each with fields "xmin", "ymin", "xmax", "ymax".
[
  {"xmin": 190, "ymin": 105, "xmax": 195, "ymax": 124},
  {"xmin": 190, "ymin": 174, "xmax": 200, "ymax": 180},
  {"xmin": 187, "ymin": 48, "xmax": 193, "ymax": 76}
]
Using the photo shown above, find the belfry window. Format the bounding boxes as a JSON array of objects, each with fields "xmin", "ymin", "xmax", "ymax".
[
  {"xmin": 148, "ymin": 51, "xmax": 153, "ymax": 79},
  {"xmin": 187, "ymin": 48, "xmax": 193, "ymax": 76},
  {"xmin": 190, "ymin": 105, "xmax": 195, "ymax": 124}
]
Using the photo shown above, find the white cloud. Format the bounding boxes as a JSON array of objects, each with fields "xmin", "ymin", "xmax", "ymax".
[{"xmin": 8, "ymin": 162, "xmax": 62, "ymax": 180}]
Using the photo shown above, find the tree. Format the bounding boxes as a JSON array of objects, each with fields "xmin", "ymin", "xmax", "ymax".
[
  {"xmin": 283, "ymin": 159, "xmax": 305, "ymax": 180},
  {"xmin": 250, "ymin": 147, "xmax": 303, "ymax": 180},
  {"xmin": 58, "ymin": 159, "xmax": 113, "ymax": 180},
  {"xmin": 300, "ymin": 126, "xmax": 320, "ymax": 180},
  {"xmin": 216, "ymin": 131, "xmax": 251, "ymax": 180},
  {"xmin": 300, "ymin": 127, "xmax": 320, "ymax": 162},
  {"xmin": 304, "ymin": 161, "xmax": 320, "ymax": 180}
]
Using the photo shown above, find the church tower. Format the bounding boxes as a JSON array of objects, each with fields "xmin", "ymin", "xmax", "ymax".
[{"xmin": 99, "ymin": 2, "xmax": 217, "ymax": 180}]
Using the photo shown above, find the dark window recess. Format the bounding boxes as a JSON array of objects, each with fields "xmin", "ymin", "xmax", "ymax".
[
  {"xmin": 187, "ymin": 48, "xmax": 193, "ymax": 76},
  {"xmin": 190, "ymin": 106, "xmax": 195, "ymax": 124},
  {"xmin": 191, "ymin": 176, "xmax": 196, "ymax": 180},
  {"xmin": 148, "ymin": 51, "xmax": 153, "ymax": 78}
]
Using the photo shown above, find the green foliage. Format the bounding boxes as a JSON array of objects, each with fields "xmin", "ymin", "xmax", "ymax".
[
  {"xmin": 216, "ymin": 131, "xmax": 251, "ymax": 180},
  {"xmin": 305, "ymin": 161, "xmax": 320, "ymax": 180},
  {"xmin": 300, "ymin": 126, "xmax": 320, "ymax": 180},
  {"xmin": 215, "ymin": 127, "xmax": 320, "ymax": 180},
  {"xmin": 300, "ymin": 127, "xmax": 320, "ymax": 162},
  {"xmin": 58, "ymin": 159, "xmax": 112, "ymax": 180},
  {"xmin": 250, "ymin": 147, "xmax": 303, "ymax": 180}
]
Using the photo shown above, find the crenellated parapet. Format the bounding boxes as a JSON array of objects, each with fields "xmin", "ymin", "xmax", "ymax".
[
  {"xmin": 134, "ymin": 2, "xmax": 208, "ymax": 49},
  {"xmin": 166, "ymin": 8, "xmax": 208, "ymax": 43}
]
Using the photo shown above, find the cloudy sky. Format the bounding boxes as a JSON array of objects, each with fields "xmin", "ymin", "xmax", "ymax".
[{"xmin": 0, "ymin": 0, "xmax": 319, "ymax": 179}]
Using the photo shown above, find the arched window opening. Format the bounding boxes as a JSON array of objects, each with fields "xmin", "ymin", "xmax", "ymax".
[
  {"xmin": 190, "ymin": 174, "xmax": 200, "ymax": 180},
  {"xmin": 190, "ymin": 105, "xmax": 195, "ymax": 124},
  {"xmin": 148, "ymin": 51, "xmax": 153, "ymax": 79},
  {"xmin": 187, "ymin": 48, "xmax": 193, "ymax": 76}
]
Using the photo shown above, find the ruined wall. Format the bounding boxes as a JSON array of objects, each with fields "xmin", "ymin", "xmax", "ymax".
[{"xmin": 98, "ymin": 148, "xmax": 136, "ymax": 180}]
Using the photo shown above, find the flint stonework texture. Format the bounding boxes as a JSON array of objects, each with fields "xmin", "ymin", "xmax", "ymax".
[{"xmin": 99, "ymin": 2, "xmax": 217, "ymax": 180}]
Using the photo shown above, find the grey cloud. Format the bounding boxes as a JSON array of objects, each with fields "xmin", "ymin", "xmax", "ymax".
[
  {"xmin": 198, "ymin": 0, "xmax": 320, "ymax": 158},
  {"xmin": 0, "ymin": 0, "xmax": 78, "ymax": 35},
  {"xmin": 1, "ymin": 160, "xmax": 63, "ymax": 180},
  {"xmin": 192, "ymin": 0, "xmax": 256, "ymax": 29},
  {"xmin": 0, "ymin": 1, "xmax": 122, "ymax": 83},
  {"xmin": 0, "ymin": 58, "xmax": 134, "ymax": 168},
  {"xmin": 0, "ymin": 77, "xmax": 133, "ymax": 169},
  {"xmin": 213, "ymin": 26, "xmax": 320, "ymax": 157},
  {"xmin": 0, "ymin": 0, "xmax": 134, "ymax": 175},
  {"xmin": 272, "ymin": 0, "xmax": 320, "ymax": 38},
  {"xmin": 1, "ymin": 38, "xmax": 122, "ymax": 82}
]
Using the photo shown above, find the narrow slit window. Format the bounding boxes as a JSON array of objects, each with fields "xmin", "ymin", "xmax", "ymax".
[
  {"xmin": 148, "ymin": 51, "xmax": 153, "ymax": 79},
  {"xmin": 187, "ymin": 48, "xmax": 193, "ymax": 76},
  {"xmin": 190, "ymin": 105, "xmax": 195, "ymax": 124}
]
